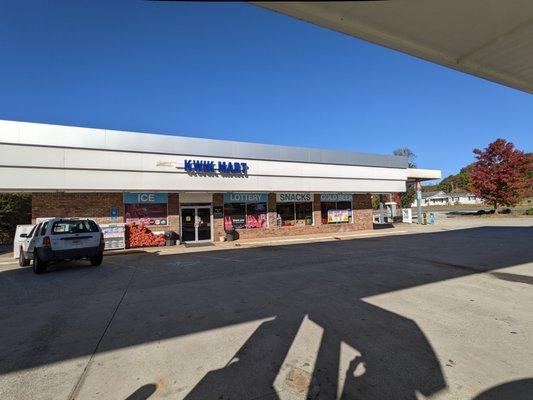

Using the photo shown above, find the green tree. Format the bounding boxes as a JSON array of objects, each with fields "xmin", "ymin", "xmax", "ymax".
[
  {"xmin": 0, "ymin": 194, "xmax": 32, "ymax": 244},
  {"xmin": 438, "ymin": 165, "xmax": 472, "ymax": 193}
]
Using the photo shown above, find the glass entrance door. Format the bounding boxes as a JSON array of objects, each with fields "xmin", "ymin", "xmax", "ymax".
[
  {"xmin": 181, "ymin": 208, "xmax": 196, "ymax": 242},
  {"xmin": 197, "ymin": 208, "xmax": 211, "ymax": 241},
  {"xmin": 180, "ymin": 207, "xmax": 212, "ymax": 243}
]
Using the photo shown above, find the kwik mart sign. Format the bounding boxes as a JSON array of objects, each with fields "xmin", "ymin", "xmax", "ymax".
[{"xmin": 184, "ymin": 159, "xmax": 249, "ymax": 175}]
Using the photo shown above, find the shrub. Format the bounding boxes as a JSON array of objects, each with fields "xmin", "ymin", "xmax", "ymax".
[
  {"xmin": 0, "ymin": 194, "xmax": 32, "ymax": 244},
  {"xmin": 526, "ymin": 208, "xmax": 533, "ymax": 216}
]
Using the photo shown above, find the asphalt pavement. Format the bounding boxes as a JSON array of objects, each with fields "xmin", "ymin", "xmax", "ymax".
[{"xmin": 0, "ymin": 217, "xmax": 532, "ymax": 400}]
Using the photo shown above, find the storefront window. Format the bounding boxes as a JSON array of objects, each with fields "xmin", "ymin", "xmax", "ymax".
[
  {"xmin": 223, "ymin": 203, "xmax": 246, "ymax": 229},
  {"xmin": 276, "ymin": 203, "xmax": 296, "ymax": 227},
  {"xmin": 295, "ymin": 202, "xmax": 313, "ymax": 226},
  {"xmin": 223, "ymin": 193, "xmax": 268, "ymax": 230},
  {"xmin": 321, "ymin": 201, "xmax": 352, "ymax": 224},
  {"xmin": 320, "ymin": 194, "xmax": 353, "ymax": 224},
  {"xmin": 276, "ymin": 193, "xmax": 313, "ymax": 227},
  {"xmin": 247, "ymin": 202, "xmax": 268, "ymax": 228},
  {"xmin": 123, "ymin": 192, "xmax": 168, "ymax": 225}
]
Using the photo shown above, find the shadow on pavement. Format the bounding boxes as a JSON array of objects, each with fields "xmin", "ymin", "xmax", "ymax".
[
  {"xmin": 472, "ymin": 378, "xmax": 533, "ymax": 400},
  {"xmin": 0, "ymin": 226, "xmax": 532, "ymax": 399},
  {"xmin": 125, "ymin": 383, "xmax": 157, "ymax": 400}
]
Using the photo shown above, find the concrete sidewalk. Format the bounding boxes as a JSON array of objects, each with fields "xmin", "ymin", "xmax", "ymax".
[
  {"xmin": 2, "ymin": 216, "xmax": 530, "ymax": 266},
  {"xmin": 0, "ymin": 225, "xmax": 412, "ymax": 265}
]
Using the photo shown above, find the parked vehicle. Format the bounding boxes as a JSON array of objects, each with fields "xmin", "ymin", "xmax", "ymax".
[
  {"xmin": 13, "ymin": 224, "xmax": 34, "ymax": 260},
  {"xmin": 18, "ymin": 218, "xmax": 105, "ymax": 274}
]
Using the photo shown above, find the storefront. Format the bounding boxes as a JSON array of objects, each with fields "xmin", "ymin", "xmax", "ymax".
[{"xmin": 0, "ymin": 119, "xmax": 441, "ymax": 243}]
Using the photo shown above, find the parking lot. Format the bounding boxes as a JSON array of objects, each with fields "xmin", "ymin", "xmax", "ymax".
[{"xmin": 0, "ymin": 218, "xmax": 532, "ymax": 400}]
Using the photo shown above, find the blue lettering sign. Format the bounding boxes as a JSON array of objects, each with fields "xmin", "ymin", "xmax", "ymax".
[
  {"xmin": 110, "ymin": 207, "xmax": 119, "ymax": 221},
  {"xmin": 224, "ymin": 193, "xmax": 268, "ymax": 203},
  {"xmin": 276, "ymin": 193, "xmax": 313, "ymax": 202},
  {"xmin": 184, "ymin": 160, "xmax": 249, "ymax": 175},
  {"xmin": 123, "ymin": 192, "xmax": 168, "ymax": 204},
  {"xmin": 320, "ymin": 193, "xmax": 353, "ymax": 202}
]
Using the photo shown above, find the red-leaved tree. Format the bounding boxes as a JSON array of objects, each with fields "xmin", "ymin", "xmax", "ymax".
[{"xmin": 470, "ymin": 139, "xmax": 532, "ymax": 210}]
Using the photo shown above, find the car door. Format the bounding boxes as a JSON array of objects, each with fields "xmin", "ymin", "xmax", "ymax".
[
  {"xmin": 14, "ymin": 224, "xmax": 34, "ymax": 259},
  {"xmin": 31, "ymin": 222, "xmax": 49, "ymax": 252},
  {"xmin": 24, "ymin": 223, "xmax": 40, "ymax": 256}
]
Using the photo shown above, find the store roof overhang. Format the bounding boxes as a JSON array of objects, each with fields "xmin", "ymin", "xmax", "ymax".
[
  {"xmin": 407, "ymin": 168, "xmax": 441, "ymax": 182},
  {"xmin": 253, "ymin": 1, "xmax": 533, "ymax": 93}
]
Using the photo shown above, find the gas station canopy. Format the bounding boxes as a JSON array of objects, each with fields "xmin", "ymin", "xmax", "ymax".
[{"xmin": 254, "ymin": 1, "xmax": 533, "ymax": 93}]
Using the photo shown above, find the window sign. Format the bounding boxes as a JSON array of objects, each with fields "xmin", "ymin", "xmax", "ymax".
[
  {"xmin": 224, "ymin": 193, "xmax": 268, "ymax": 203},
  {"xmin": 110, "ymin": 207, "xmax": 119, "ymax": 221},
  {"xmin": 320, "ymin": 193, "xmax": 352, "ymax": 202},
  {"xmin": 276, "ymin": 194, "xmax": 313, "ymax": 226},
  {"xmin": 123, "ymin": 192, "xmax": 168, "ymax": 204},
  {"xmin": 213, "ymin": 207, "xmax": 224, "ymax": 218},
  {"xmin": 124, "ymin": 192, "xmax": 168, "ymax": 225},
  {"xmin": 276, "ymin": 193, "xmax": 312, "ymax": 202},
  {"xmin": 223, "ymin": 193, "xmax": 268, "ymax": 230},
  {"xmin": 327, "ymin": 209, "xmax": 351, "ymax": 223},
  {"xmin": 321, "ymin": 200, "xmax": 352, "ymax": 224}
]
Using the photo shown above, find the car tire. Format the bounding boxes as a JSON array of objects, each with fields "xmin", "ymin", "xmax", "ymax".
[
  {"xmin": 33, "ymin": 250, "xmax": 47, "ymax": 274},
  {"xmin": 19, "ymin": 248, "xmax": 30, "ymax": 267},
  {"xmin": 90, "ymin": 253, "xmax": 103, "ymax": 266}
]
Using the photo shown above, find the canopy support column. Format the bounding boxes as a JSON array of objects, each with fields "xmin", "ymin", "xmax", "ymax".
[{"xmin": 416, "ymin": 180, "xmax": 422, "ymax": 224}]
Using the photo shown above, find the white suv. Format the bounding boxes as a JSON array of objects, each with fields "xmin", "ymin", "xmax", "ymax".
[{"xmin": 19, "ymin": 218, "xmax": 105, "ymax": 274}]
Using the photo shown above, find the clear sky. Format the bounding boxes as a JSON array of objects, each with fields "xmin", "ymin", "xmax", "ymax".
[{"xmin": 1, "ymin": 1, "xmax": 531, "ymax": 179}]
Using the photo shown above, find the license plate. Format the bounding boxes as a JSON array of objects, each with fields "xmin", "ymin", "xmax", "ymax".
[{"xmin": 72, "ymin": 240, "xmax": 81, "ymax": 245}]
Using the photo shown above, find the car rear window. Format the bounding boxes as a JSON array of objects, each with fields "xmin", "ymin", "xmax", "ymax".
[
  {"xmin": 51, "ymin": 220, "xmax": 99, "ymax": 235},
  {"xmin": 40, "ymin": 222, "xmax": 48, "ymax": 236}
]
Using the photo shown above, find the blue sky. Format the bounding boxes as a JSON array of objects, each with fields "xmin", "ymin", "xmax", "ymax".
[{"xmin": 1, "ymin": 1, "xmax": 531, "ymax": 179}]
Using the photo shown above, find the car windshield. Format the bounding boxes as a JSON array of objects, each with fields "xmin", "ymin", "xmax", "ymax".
[{"xmin": 51, "ymin": 220, "xmax": 99, "ymax": 235}]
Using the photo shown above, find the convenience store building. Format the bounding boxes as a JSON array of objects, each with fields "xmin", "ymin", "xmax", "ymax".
[{"xmin": 0, "ymin": 120, "xmax": 440, "ymax": 243}]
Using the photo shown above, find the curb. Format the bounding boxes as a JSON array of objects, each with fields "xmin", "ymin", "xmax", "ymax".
[{"xmin": 0, "ymin": 228, "xmax": 413, "ymax": 266}]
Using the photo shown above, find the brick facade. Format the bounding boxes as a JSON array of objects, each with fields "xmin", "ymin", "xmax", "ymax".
[
  {"xmin": 32, "ymin": 192, "xmax": 180, "ymax": 233},
  {"xmin": 32, "ymin": 192, "xmax": 373, "ymax": 242},
  {"xmin": 214, "ymin": 193, "xmax": 373, "ymax": 240}
]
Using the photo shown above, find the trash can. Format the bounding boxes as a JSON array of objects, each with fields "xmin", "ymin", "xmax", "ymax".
[
  {"xmin": 164, "ymin": 231, "xmax": 178, "ymax": 246},
  {"xmin": 225, "ymin": 228, "xmax": 238, "ymax": 242}
]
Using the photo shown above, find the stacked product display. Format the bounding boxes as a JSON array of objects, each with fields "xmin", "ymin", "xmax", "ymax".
[{"xmin": 125, "ymin": 223, "xmax": 166, "ymax": 248}]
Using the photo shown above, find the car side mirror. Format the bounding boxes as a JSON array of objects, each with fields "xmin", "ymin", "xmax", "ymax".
[{"xmin": 19, "ymin": 233, "xmax": 28, "ymax": 238}]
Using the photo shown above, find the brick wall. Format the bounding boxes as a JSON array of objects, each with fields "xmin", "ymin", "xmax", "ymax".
[
  {"xmin": 32, "ymin": 192, "xmax": 180, "ymax": 233},
  {"xmin": 232, "ymin": 193, "xmax": 373, "ymax": 240},
  {"xmin": 32, "ymin": 192, "xmax": 373, "ymax": 242},
  {"xmin": 213, "ymin": 193, "xmax": 225, "ymax": 240}
]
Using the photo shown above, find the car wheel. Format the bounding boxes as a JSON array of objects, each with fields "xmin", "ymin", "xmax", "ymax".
[
  {"xmin": 33, "ymin": 250, "xmax": 47, "ymax": 274},
  {"xmin": 19, "ymin": 248, "xmax": 30, "ymax": 267},
  {"xmin": 90, "ymin": 253, "xmax": 103, "ymax": 266}
]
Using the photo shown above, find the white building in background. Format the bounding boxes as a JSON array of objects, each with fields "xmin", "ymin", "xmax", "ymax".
[
  {"xmin": 411, "ymin": 191, "xmax": 484, "ymax": 207},
  {"xmin": 448, "ymin": 192, "xmax": 484, "ymax": 205}
]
